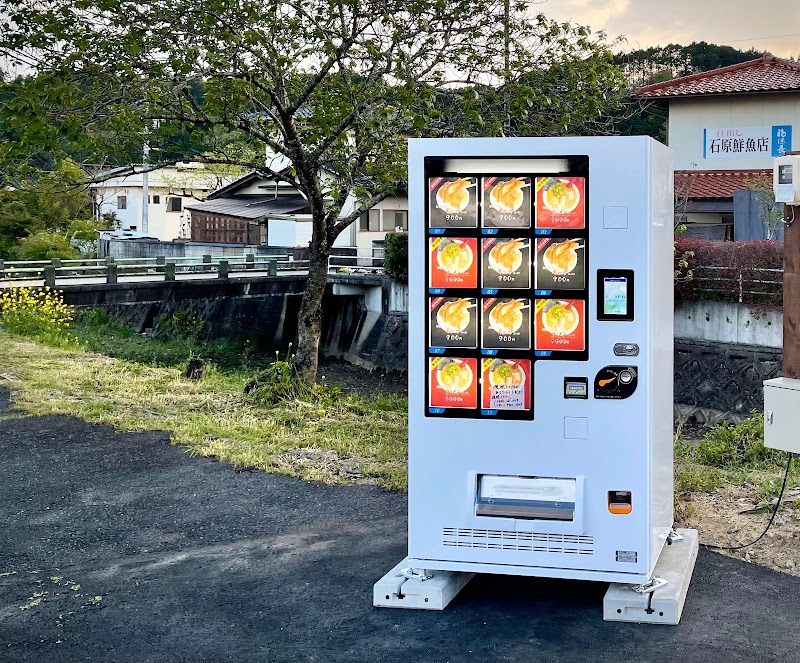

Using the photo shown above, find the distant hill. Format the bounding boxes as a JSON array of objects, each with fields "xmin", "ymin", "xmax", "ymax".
[{"xmin": 614, "ymin": 42, "xmax": 764, "ymax": 142}]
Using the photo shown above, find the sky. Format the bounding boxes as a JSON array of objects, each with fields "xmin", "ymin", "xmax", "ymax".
[{"xmin": 538, "ymin": 0, "xmax": 800, "ymax": 58}]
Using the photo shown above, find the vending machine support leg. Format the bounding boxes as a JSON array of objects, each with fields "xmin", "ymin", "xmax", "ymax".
[
  {"xmin": 603, "ymin": 528, "xmax": 699, "ymax": 625},
  {"xmin": 373, "ymin": 558, "xmax": 475, "ymax": 610}
]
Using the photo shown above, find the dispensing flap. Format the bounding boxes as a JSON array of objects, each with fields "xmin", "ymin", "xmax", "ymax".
[{"xmin": 476, "ymin": 476, "xmax": 576, "ymax": 520}]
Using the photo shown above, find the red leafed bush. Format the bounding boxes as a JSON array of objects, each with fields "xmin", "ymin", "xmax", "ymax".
[{"xmin": 674, "ymin": 238, "xmax": 783, "ymax": 305}]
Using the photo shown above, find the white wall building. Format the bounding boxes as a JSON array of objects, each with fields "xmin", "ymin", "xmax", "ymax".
[
  {"xmin": 186, "ymin": 170, "xmax": 408, "ymax": 252},
  {"xmin": 636, "ymin": 53, "xmax": 800, "ymax": 239},
  {"xmin": 90, "ymin": 163, "xmax": 237, "ymax": 241}
]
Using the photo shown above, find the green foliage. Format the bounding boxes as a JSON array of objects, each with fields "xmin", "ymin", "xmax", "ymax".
[
  {"xmin": 0, "ymin": 159, "xmax": 95, "ymax": 259},
  {"xmin": 694, "ymin": 413, "xmax": 785, "ymax": 468},
  {"xmin": 14, "ymin": 231, "xmax": 77, "ymax": 260},
  {"xmin": 72, "ymin": 308, "xmax": 259, "ymax": 371},
  {"xmin": 0, "ymin": 0, "xmax": 625, "ymax": 232},
  {"xmin": 614, "ymin": 42, "xmax": 761, "ymax": 141},
  {"xmin": 383, "ymin": 232, "xmax": 408, "ymax": 283},
  {"xmin": 0, "ymin": 286, "xmax": 76, "ymax": 347},
  {"xmin": 615, "ymin": 41, "xmax": 761, "ymax": 91},
  {"xmin": 154, "ymin": 309, "xmax": 206, "ymax": 341},
  {"xmin": 0, "ymin": 0, "xmax": 629, "ymax": 382},
  {"xmin": 246, "ymin": 350, "xmax": 342, "ymax": 407}
]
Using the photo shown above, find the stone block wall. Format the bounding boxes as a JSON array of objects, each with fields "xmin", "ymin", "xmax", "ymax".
[{"xmin": 674, "ymin": 338, "xmax": 781, "ymax": 423}]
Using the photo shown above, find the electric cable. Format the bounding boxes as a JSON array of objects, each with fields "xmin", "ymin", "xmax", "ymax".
[{"xmin": 701, "ymin": 452, "xmax": 793, "ymax": 551}]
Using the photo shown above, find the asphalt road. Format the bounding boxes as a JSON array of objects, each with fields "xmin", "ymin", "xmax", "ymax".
[{"xmin": 1, "ymin": 388, "xmax": 798, "ymax": 662}]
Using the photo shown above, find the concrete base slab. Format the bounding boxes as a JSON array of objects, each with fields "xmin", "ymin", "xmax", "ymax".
[
  {"xmin": 604, "ymin": 528, "xmax": 699, "ymax": 625},
  {"xmin": 373, "ymin": 558, "xmax": 475, "ymax": 610}
]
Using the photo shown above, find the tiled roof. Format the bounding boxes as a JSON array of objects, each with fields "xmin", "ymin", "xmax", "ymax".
[
  {"xmin": 675, "ymin": 169, "xmax": 772, "ymax": 199},
  {"xmin": 184, "ymin": 194, "xmax": 310, "ymax": 219},
  {"xmin": 635, "ymin": 54, "xmax": 800, "ymax": 98}
]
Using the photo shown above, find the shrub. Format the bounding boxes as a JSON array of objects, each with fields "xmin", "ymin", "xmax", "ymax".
[
  {"xmin": 384, "ymin": 232, "xmax": 408, "ymax": 283},
  {"xmin": 245, "ymin": 351, "xmax": 342, "ymax": 406},
  {"xmin": 674, "ymin": 238, "xmax": 783, "ymax": 305},
  {"xmin": 14, "ymin": 231, "xmax": 78, "ymax": 260},
  {"xmin": 694, "ymin": 412, "xmax": 785, "ymax": 468},
  {"xmin": 0, "ymin": 286, "xmax": 76, "ymax": 347}
]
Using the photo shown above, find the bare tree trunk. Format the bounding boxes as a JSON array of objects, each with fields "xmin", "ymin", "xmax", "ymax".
[{"xmin": 293, "ymin": 226, "xmax": 330, "ymax": 384}]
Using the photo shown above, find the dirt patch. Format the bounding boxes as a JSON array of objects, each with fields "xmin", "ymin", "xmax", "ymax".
[
  {"xmin": 318, "ymin": 359, "xmax": 407, "ymax": 397},
  {"xmin": 271, "ymin": 447, "xmax": 380, "ymax": 486},
  {"xmin": 678, "ymin": 485, "xmax": 800, "ymax": 575}
]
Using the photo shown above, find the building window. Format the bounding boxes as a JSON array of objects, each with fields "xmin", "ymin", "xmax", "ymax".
[
  {"xmin": 359, "ymin": 212, "xmax": 369, "ymax": 231},
  {"xmin": 153, "ymin": 195, "xmax": 160, "ymax": 204},
  {"xmin": 117, "ymin": 195, "xmax": 127, "ymax": 210},
  {"xmin": 167, "ymin": 197, "xmax": 182, "ymax": 212},
  {"xmin": 368, "ymin": 209, "xmax": 381, "ymax": 232},
  {"xmin": 383, "ymin": 210, "xmax": 408, "ymax": 231}
]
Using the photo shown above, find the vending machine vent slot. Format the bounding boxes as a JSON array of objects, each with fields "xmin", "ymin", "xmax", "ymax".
[{"xmin": 443, "ymin": 528, "xmax": 593, "ymax": 555}]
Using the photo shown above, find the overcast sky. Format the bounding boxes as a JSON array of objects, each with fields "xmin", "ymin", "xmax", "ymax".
[{"xmin": 538, "ymin": 0, "xmax": 800, "ymax": 57}]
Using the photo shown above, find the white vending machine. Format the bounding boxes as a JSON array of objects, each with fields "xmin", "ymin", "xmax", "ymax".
[{"xmin": 400, "ymin": 136, "xmax": 676, "ymax": 590}]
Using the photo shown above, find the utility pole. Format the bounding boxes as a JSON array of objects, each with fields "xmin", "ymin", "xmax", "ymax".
[
  {"xmin": 783, "ymin": 151, "xmax": 800, "ymax": 377},
  {"xmin": 141, "ymin": 142, "xmax": 150, "ymax": 234}
]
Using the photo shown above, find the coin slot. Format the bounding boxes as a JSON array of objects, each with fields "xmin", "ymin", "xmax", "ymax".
[{"xmin": 608, "ymin": 490, "xmax": 632, "ymax": 515}]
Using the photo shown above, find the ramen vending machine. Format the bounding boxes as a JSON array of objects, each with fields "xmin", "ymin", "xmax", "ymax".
[{"xmin": 376, "ymin": 136, "xmax": 683, "ymax": 612}]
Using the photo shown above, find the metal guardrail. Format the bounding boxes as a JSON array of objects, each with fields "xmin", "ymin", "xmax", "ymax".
[
  {"xmin": 327, "ymin": 246, "xmax": 385, "ymax": 274},
  {"xmin": 688, "ymin": 265, "xmax": 783, "ymax": 303},
  {"xmin": 0, "ymin": 254, "xmax": 308, "ymax": 286},
  {"xmin": 0, "ymin": 247, "xmax": 386, "ymax": 286}
]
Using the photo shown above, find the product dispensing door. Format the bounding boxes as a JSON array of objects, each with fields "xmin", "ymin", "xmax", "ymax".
[{"xmin": 407, "ymin": 137, "xmax": 674, "ymax": 584}]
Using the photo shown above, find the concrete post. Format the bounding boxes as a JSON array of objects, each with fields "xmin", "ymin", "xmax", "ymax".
[
  {"xmin": 165, "ymin": 262, "xmax": 176, "ymax": 282},
  {"xmin": 107, "ymin": 264, "xmax": 118, "ymax": 284},
  {"xmin": 43, "ymin": 265, "xmax": 56, "ymax": 287},
  {"xmin": 218, "ymin": 260, "xmax": 229, "ymax": 280},
  {"xmin": 105, "ymin": 256, "xmax": 115, "ymax": 266},
  {"xmin": 246, "ymin": 253, "xmax": 255, "ymax": 270},
  {"xmin": 268, "ymin": 259, "xmax": 278, "ymax": 277}
]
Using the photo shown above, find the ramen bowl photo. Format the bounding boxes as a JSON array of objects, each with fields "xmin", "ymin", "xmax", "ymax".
[
  {"xmin": 436, "ymin": 299, "xmax": 472, "ymax": 334},
  {"xmin": 489, "ymin": 299, "xmax": 525, "ymax": 335},
  {"xmin": 489, "ymin": 177, "xmax": 526, "ymax": 214},
  {"xmin": 489, "ymin": 360, "xmax": 525, "ymax": 388},
  {"xmin": 488, "ymin": 239, "xmax": 524, "ymax": 275},
  {"xmin": 436, "ymin": 178, "xmax": 472, "ymax": 214},
  {"xmin": 542, "ymin": 239, "xmax": 580, "ymax": 275},
  {"xmin": 437, "ymin": 359, "xmax": 473, "ymax": 394},
  {"xmin": 437, "ymin": 240, "xmax": 474, "ymax": 274},
  {"xmin": 542, "ymin": 300, "xmax": 580, "ymax": 336},
  {"xmin": 542, "ymin": 179, "xmax": 580, "ymax": 214}
]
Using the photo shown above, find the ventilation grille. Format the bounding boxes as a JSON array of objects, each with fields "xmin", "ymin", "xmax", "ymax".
[{"xmin": 443, "ymin": 528, "xmax": 593, "ymax": 555}]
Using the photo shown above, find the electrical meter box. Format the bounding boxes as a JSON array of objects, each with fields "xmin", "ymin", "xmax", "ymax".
[
  {"xmin": 774, "ymin": 155, "xmax": 800, "ymax": 205},
  {"xmin": 407, "ymin": 137, "xmax": 674, "ymax": 585},
  {"xmin": 764, "ymin": 377, "xmax": 800, "ymax": 453}
]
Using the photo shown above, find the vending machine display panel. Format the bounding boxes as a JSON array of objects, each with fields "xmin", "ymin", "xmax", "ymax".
[{"xmin": 424, "ymin": 156, "xmax": 590, "ymax": 421}]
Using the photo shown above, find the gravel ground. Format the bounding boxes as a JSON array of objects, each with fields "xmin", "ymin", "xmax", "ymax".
[{"xmin": 2, "ymin": 389, "xmax": 800, "ymax": 662}]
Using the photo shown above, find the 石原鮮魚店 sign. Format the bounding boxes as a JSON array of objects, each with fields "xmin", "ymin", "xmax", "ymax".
[{"xmin": 704, "ymin": 126, "xmax": 792, "ymax": 159}]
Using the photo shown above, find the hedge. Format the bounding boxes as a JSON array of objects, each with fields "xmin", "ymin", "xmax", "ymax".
[
  {"xmin": 674, "ymin": 238, "xmax": 783, "ymax": 306},
  {"xmin": 384, "ymin": 232, "xmax": 408, "ymax": 283}
]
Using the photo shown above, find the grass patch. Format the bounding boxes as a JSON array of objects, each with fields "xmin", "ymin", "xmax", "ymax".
[
  {"xmin": 675, "ymin": 412, "xmax": 799, "ymax": 506},
  {"xmin": 0, "ymin": 333, "xmax": 408, "ymax": 490},
  {"xmin": 72, "ymin": 309, "xmax": 268, "ymax": 372}
]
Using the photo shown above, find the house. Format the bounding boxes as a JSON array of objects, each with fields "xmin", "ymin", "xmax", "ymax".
[
  {"xmin": 90, "ymin": 163, "xmax": 237, "ymax": 241},
  {"xmin": 185, "ymin": 170, "xmax": 408, "ymax": 251},
  {"xmin": 635, "ymin": 53, "xmax": 800, "ymax": 239}
]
